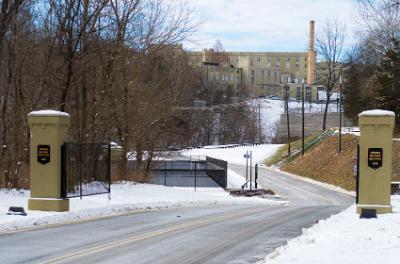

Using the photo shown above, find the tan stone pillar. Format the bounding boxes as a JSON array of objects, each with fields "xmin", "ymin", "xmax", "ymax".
[
  {"xmin": 27, "ymin": 110, "xmax": 70, "ymax": 212},
  {"xmin": 357, "ymin": 109, "xmax": 395, "ymax": 214}
]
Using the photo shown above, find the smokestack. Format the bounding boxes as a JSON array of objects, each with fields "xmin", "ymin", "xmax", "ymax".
[{"xmin": 307, "ymin": 20, "xmax": 316, "ymax": 85}]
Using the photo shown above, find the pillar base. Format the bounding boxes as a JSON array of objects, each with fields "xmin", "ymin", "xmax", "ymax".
[
  {"xmin": 28, "ymin": 198, "xmax": 70, "ymax": 212},
  {"xmin": 357, "ymin": 204, "xmax": 392, "ymax": 214}
]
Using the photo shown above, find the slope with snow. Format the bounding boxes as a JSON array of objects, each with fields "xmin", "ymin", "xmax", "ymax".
[
  {"xmin": 181, "ymin": 144, "xmax": 283, "ymax": 166},
  {"xmin": 248, "ymin": 98, "xmax": 340, "ymax": 143}
]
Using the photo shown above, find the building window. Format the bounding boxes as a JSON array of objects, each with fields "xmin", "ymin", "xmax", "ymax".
[
  {"xmin": 251, "ymin": 70, "xmax": 255, "ymax": 84},
  {"xmin": 275, "ymin": 58, "xmax": 280, "ymax": 68},
  {"xmin": 273, "ymin": 71, "xmax": 277, "ymax": 81},
  {"xmin": 286, "ymin": 62, "xmax": 290, "ymax": 69},
  {"xmin": 261, "ymin": 70, "xmax": 265, "ymax": 79},
  {"xmin": 296, "ymin": 87, "xmax": 301, "ymax": 100},
  {"xmin": 257, "ymin": 57, "xmax": 261, "ymax": 63},
  {"xmin": 306, "ymin": 87, "xmax": 312, "ymax": 101}
]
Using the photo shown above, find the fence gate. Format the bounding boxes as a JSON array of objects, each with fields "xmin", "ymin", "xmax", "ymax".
[{"xmin": 61, "ymin": 142, "xmax": 111, "ymax": 198}]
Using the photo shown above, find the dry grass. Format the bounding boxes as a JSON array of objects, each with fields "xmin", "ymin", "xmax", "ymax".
[
  {"xmin": 265, "ymin": 134, "xmax": 320, "ymax": 166},
  {"xmin": 283, "ymin": 134, "xmax": 358, "ymax": 191},
  {"xmin": 111, "ymin": 164, "xmax": 152, "ymax": 183},
  {"xmin": 281, "ymin": 134, "xmax": 400, "ymax": 191}
]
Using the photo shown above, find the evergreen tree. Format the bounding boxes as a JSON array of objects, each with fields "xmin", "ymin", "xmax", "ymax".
[
  {"xmin": 376, "ymin": 38, "xmax": 400, "ymax": 125},
  {"xmin": 343, "ymin": 64, "xmax": 377, "ymax": 122}
]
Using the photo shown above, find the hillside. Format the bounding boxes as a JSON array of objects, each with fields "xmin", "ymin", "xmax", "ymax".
[
  {"xmin": 267, "ymin": 133, "xmax": 400, "ymax": 191},
  {"xmin": 282, "ymin": 134, "xmax": 357, "ymax": 191}
]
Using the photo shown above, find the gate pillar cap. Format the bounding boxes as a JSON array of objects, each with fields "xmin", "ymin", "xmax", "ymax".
[
  {"xmin": 358, "ymin": 109, "xmax": 395, "ymax": 117},
  {"xmin": 28, "ymin": 110, "xmax": 70, "ymax": 118}
]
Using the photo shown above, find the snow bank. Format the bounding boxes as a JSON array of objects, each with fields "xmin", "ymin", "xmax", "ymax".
[
  {"xmin": 0, "ymin": 183, "xmax": 286, "ymax": 232},
  {"xmin": 181, "ymin": 144, "xmax": 283, "ymax": 166},
  {"xmin": 263, "ymin": 196, "xmax": 400, "ymax": 264}
]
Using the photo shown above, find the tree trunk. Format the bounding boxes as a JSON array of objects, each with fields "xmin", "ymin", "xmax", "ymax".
[{"xmin": 322, "ymin": 94, "xmax": 331, "ymax": 131}]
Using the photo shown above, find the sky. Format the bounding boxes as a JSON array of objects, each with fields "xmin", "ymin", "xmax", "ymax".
[{"xmin": 183, "ymin": 0, "xmax": 359, "ymax": 52}]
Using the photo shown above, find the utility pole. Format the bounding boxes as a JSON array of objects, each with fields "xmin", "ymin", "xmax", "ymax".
[
  {"xmin": 301, "ymin": 80, "xmax": 305, "ymax": 156},
  {"xmin": 338, "ymin": 69, "xmax": 343, "ymax": 153},
  {"xmin": 285, "ymin": 86, "xmax": 291, "ymax": 155}
]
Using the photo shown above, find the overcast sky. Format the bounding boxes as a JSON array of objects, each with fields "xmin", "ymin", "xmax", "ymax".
[{"xmin": 183, "ymin": 0, "xmax": 359, "ymax": 52}]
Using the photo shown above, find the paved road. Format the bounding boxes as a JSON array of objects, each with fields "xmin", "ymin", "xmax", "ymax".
[{"xmin": 0, "ymin": 165, "xmax": 354, "ymax": 264}]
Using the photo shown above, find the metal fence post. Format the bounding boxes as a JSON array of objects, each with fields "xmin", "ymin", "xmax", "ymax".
[
  {"xmin": 108, "ymin": 142, "xmax": 111, "ymax": 200},
  {"xmin": 164, "ymin": 161, "xmax": 167, "ymax": 186},
  {"xmin": 250, "ymin": 151, "xmax": 253, "ymax": 191},
  {"xmin": 245, "ymin": 150, "xmax": 249, "ymax": 188},
  {"xmin": 60, "ymin": 143, "xmax": 66, "ymax": 199},
  {"xmin": 194, "ymin": 161, "xmax": 197, "ymax": 192},
  {"xmin": 255, "ymin": 163, "xmax": 258, "ymax": 189},
  {"xmin": 79, "ymin": 144, "xmax": 83, "ymax": 200}
]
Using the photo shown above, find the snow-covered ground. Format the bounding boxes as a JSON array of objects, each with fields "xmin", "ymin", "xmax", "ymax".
[
  {"xmin": 0, "ymin": 183, "xmax": 286, "ymax": 232},
  {"xmin": 262, "ymin": 196, "xmax": 400, "ymax": 264},
  {"xmin": 181, "ymin": 144, "xmax": 283, "ymax": 166},
  {"xmin": 0, "ymin": 142, "xmax": 284, "ymax": 231}
]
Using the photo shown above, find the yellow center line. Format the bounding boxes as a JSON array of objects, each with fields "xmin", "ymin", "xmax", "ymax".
[{"xmin": 38, "ymin": 207, "xmax": 265, "ymax": 264}]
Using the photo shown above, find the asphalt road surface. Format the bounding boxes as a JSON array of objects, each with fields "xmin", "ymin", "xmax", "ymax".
[{"xmin": 0, "ymin": 165, "xmax": 354, "ymax": 264}]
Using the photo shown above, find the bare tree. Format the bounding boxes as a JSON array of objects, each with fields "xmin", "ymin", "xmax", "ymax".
[
  {"xmin": 316, "ymin": 19, "xmax": 345, "ymax": 131},
  {"xmin": 208, "ymin": 39, "xmax": 229, "ymax": 64},
  {"xmin": 356, "ymin": 0, "xmax": 400, "ymax": 55}
]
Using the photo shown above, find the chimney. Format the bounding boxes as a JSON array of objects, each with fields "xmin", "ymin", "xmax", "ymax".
[{"xmin": 307, "ymin": 20, "xmax": 316, "ymax": 85}]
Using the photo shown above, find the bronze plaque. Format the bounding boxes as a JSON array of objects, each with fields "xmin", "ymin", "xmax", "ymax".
[
  {"xmin": 37, "ymin": 145, "xmax": 50, "ymax": 165},
  {"xmin": 368, "ymin": 148, "xmax": 382, "ymax": 169}
]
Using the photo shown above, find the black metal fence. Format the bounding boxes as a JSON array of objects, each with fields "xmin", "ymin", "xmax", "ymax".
[
  {"xmin": 61, "ymin": 142, "xmax": 111, "ymax": 198},
  {"xmin": 127, "ymin": 156, "xmax": 227, "ymax": 189}
]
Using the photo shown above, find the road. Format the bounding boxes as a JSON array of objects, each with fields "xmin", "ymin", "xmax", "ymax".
[{"xmin": 0, "ymin": 165, "xmax": 354, "ymax": 264}]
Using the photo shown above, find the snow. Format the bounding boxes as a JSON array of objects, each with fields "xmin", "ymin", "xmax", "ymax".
[
  {"xmin": 181, "ymin": 144, "xmax": 283, "ymax": 166},
  {"xmin": 256, "ymin": 99, "xmax": 285, "ymax": 143},
  {"xmin": 359, "ymin": 109, "xmax": 395, "ymax": 117},
  {"xmin": 262, "ymin": 196, "xmax": 400, "ymax": 264},
  {"xmin": 335, "ymin": 127, "xmax": 360, "ymax": 136},
  {"xmin": 0, "ymin": 183, "xmax": 286, "ymax": 232},
  {"xmin": 28, "ymin": 110, "xmax": 70, "ymax": 117},
  {"xmin": 226, "ymin": 169, "xmax": 257, "ymax": 189},
  {"xmin": 247, "ymin": 99, "xmax": 340, "ymax": 143}
]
